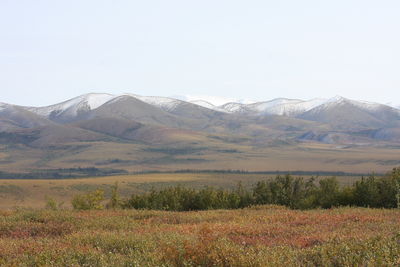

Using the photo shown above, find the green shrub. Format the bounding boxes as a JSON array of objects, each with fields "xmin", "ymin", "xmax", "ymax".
[
  {"xmin": 72, "ymin": 189, "xmax": 105, "ymax": 210},
  {"xmin": 123, "ymin": 167, "xmax": 400, "ymax": 211},
  {"xmin": 45, "ymin": 196, "xmax": 63, "ymax": 211},
  {"xmin": 316, "ymin": 177, "xmax": 340, "ymax": 208},
  {"xmin": 106, "ymin": 182, "xmax": 121, "ymax": 209}
]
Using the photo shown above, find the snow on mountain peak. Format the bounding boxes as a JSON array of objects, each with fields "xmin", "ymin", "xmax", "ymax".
[
  {"xmin": 385, "ymin": 102, "xmax": 400, "ymax": 110},
  {"xmin": 329, "ymin": 95, "xmax": 347, "ymax": 102},
  {"xmin": 309, "ymin": 95, "xmax": 388, "ymax": 114},
  {"xmin": 247, "ymin": 98, "xmax": 303, "ymax": 113},
  {"xmin": 180, "ymin": 95, "xmax": 255, "ymax": 106},
  {"xmin": 189, "ymin": 100, "xmax": 228, "ymax": 112},
  {"xmin": 349, "ymin": 99, "xmax": 383, "ymax": 111},
  {"xmin": 123, "ymin": 93, "xmax": 182, "ymax": 111},
  {"xmin": 21, "ymin": 92, "xmax": 398, "ymax": 120},
  {"xmin": 190, "ymin": 100, "xmax": 215, "ymax": 107},
  {"xmin": 220, "ymin": 102, "xmax": 247, "ymax": 113},
  {"xmin": 30, "ymin": 93, "xmax": 116, "ymax": 117},
  {"xmin": 219, "ymin": 98, "xmax": 329, "ymax": 116},
  {"xmin": 81, "ymin": 93, "xmax": 116, "ymax": 110},
  {"xmin": 264, "ymin": 98, "xmax": 328, "ymax": 116},
  {"xmin": 0, "ymin": 103, "xmax": 7, "ymax": 111}
]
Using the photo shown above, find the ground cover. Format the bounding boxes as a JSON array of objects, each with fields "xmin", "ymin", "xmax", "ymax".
[{"xmin": 0, "ymin": 206, "xmax": 399, "ymax": 266}]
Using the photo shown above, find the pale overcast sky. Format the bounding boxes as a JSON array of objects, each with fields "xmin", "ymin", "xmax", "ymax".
[{"xmin": 0, "ymin": 0, "xmax": 399, "ymax": 106}]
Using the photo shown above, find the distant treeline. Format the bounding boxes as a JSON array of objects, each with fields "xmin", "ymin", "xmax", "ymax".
[
  {"xmin": 0, "ymin": 167, "xmax": 128, "ymax": 179},
  {"xmin": 131, "ymin": 169, "xmax": 381, "ymax": 177},
  {"xmin": 121, "ymin": 168, "xmax": 400, "ymax": 210},
  {"xmin": 0, "ymin": 167, "xmax": 378, "ymax": 180}
]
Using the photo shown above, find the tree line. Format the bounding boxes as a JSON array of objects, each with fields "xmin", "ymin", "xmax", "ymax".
[
  {"xmin": 0, "ymin": 167, "xmax": 127, "ymax": 179},
  {"xmin": 71, "ymin": 167, "xmax": 400, "ymax": 211}
]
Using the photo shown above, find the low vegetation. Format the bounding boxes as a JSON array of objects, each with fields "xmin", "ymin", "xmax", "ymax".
[
  {"xmin": 0, "ymin": 167, "xmax": 398, "ymax": 265},
  {"xmin": 75, "ymin": 167, "xmax": 400, "ymax": 211},
  {"xmin": 71, "ymin": 190, "xmax": 105, "ymax": 210},
  {"xmin": 0, "ymin": 207, "xmax": 399, "ymax": 266},
  {"xmin": 0, "ymin": 167, "xmax": 127, "ymax": 179}
]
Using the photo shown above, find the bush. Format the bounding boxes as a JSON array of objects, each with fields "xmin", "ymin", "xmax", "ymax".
[
  {"xmin": 123, "ymin": 184, "xmax": 251, "ymax": 211},
  {"xmin": 316, "ymin": 177, "xmax": 340, "ymax": 208},
  {"xmin": 122, "ymin": 167, "xmax": 400, "ymax": 211},
  {"xmin": 72, "ymin": 190, "xmax": 105, "ymax": 210},
  {"xmin": 106, "ymin": 182, "xmax": 121, "ymax": 209},
  {"xmin": 45, "ymin": 196, "xmax": 63, "ymax": 210}
]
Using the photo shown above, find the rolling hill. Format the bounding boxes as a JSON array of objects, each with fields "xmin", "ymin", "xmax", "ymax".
[{"xmin": 0, "ymin": 93, "xmax": 399, "ymax": 173}]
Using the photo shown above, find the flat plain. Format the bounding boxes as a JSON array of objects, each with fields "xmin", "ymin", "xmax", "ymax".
[{"xmin": 1, "ymin": 140, "xmax": 399, "ymax": 174}]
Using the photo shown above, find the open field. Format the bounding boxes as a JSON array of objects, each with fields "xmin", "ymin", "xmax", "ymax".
[
  {"xmin": 1, "ymin": 141, "xmax": 400, "ymax": 174},
  {"xmin": 0, "ymin": 206, "xmax": 399, "ymax": 266},
  {"xmin": 0, "ymin": 172, "xmax": 363, "ymax": 209}
]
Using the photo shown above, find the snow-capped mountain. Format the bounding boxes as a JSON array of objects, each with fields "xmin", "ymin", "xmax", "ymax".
[
  {"xmin": 28, "ymin": 93, "xmax": 116, "ymax": 122},
  {"xmin": 218, "ymin": 98, "xmax": 328, "ymax": 116},
  {"xmin": 189, "ymin": 100, "xmax": 228, "ymax": 113},
  {"xmin": 297, "ymin": 96, "xmax": 400, "ymax": 130},
  {"xmin": 246, "ymin": 98, "xmax": 328, "ymax": 116},
  {"xmin": 247, "ymin": 98, "xmax": 304, "ymax": 113},
  {"xmin": 123, "ymin": 94, "xmax": 183, "ymax": 112},
  {"xmin": 177, "ymin": 95, "xmax": 256, "ymax": 106},
  {"xmin": 0, "ymin": 102, "xmax": 54, "ymax": 130},
  {"xmin": 388, "ymin": 103, "xmax": 400, "ymax": 110},
  {"xmin": 128, "ymin": 94, "xmax": 228, "ymax": 113},
  {"xmin": 24, "ymin": 93, "xmax": 400, "ymax": 123},
  {"xmin": 323, "ymin": 96, "xmax": 380, "ymax": 110},
  {"xmin": 0, "ymin": 92, "xmax": 399, "ymax": 151},
  {"xmin": 219, "ymin": 102, "xmax": 248, "ymax": 113},
  {"xmin": 216, "ymin": 96, "xmax": 400, "ymax": 117},
  {"xmin": 0, "ymin": 103, "xmax": 7, "ymax": 111},
  {"xmin": 305, "ymin": 96, "xmax": 398, "ymax": 114},
  {"xmin": 1, "ymin": 92, "xmax": 400, "ymax": 175}
]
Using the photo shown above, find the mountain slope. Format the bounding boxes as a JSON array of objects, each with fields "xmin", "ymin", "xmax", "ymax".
[
  {"xmin": 298, "ymin": 96, "xmax": 400, "ymax": 130},
  {"xmin": 125, "ymin": 94, "xmax": 229, "ymax": 121},
  {"xmin": 189, "ymin": 100, "xmax": 228, "ymax": 113},
  {"xmin": 2, "ymin": 93, "xmax": 400, "ymax": 147},
  {"xmin": 1, "ymin": 93, "xmax": 400, "ymax": 173},
  {"xmin": 28, "ymin": 93, "xmax": 116, "ymax": 123},
  {"xmin": 219, "ymin": 98, "xmax": 328, "ymax": 116},
  {"xmin": 0, "ymin": 102, "xmax": 110, "ymax": 147},
  {"xmin": 73, "ymin": 117, "xmax": 203, "ymax": 144},
  {"xmin": 124, "ymin": 94, "xmax": 182, "ymax": 112},
  {"xmin": 89, "ymin": 95, "xmax": 187, "ymax": 128},
  {"xmin": 0, "ymin": 103, "xmax": 53, "ymax": 131},
  {"xmin": 247, "ymin": 98, "xmax": 328, "ymax": 116}
]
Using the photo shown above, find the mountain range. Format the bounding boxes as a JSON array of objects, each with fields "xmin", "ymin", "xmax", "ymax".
[{"xmin": 1, "ymin": 93, "xmax": 399, "ymax": 173}]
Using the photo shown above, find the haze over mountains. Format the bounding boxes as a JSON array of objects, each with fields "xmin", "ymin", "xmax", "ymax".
[
  {"xmin": 1, "ymin": 92, "xmax": 400, "ymax": 146},
  {"xmin": 0, "ymin": 93, "xmax": 399, "ymax": 173}
]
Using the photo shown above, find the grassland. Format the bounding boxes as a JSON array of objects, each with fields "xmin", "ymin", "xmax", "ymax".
[
  {"xmin": 0, "ymin": 206, "xmax": 399, "ymax": 266},
  {"xmin": 0, "ymin": 171, "xmax": 398, "ymax": 266},
  {"xmin": 1, "ymin": 140, "xmax": 400, "ymax": 174},
  {"xmin": 0, "ymin": 173, "xmax": 362, "ymax": 209}
]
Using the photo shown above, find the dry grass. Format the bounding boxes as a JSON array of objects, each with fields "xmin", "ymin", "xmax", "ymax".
[
  {"xmin": 1, "ymin": 140, "xmax": 399, "ymax": 174},
  {"xmin": 0, "ymin": 206, "xmax": 399, "ymax": 266}
]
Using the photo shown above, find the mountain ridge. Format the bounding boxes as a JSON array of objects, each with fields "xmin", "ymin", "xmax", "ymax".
[
  {"xmin": 1, "ymin": 92, "xmax": 400, "ymax": 173},
  {"xmin": 16, "ymin": 93, "xmax": 399, "ymax": 119},
  {"xmin": 2, "ymin": 93, "xmax": 399, "ymax": 142}
]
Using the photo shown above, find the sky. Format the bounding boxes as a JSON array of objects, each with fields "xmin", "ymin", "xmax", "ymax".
[{"xmin": 0, "ymin": 0, "xmax": 399, "ymax": 107}]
